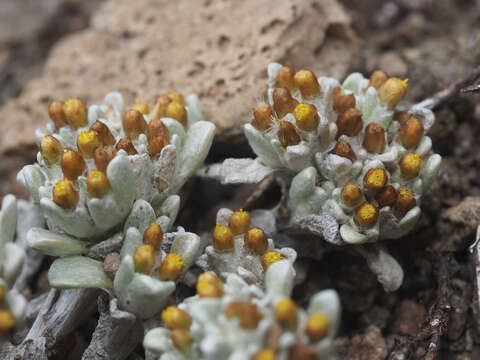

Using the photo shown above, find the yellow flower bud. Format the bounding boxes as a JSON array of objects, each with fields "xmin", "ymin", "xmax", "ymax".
[
  {"xmin": 277, "ymin": 120, "xmax": 300, "ymax": 148},
  {"xmin": 272, "ymin": 88, "xmax": 298, "ymax": 118},
  {"xmin": 363, "ymin": 168, "xmax": 388, "ymax": 192},
  {"xmin": 229, "ymin": 209, "xmax": 251, "ymax": 236},
  {"xmin": 40, "ymin": 135, "xmax": 63, "ymax": 166},
  {"xmin": 294, "ymin": 103, "xmax": 319, "ymax": 131},
  {"xmin": 64, "ymin": 98, "xmax": 88, "ymax": 129},
  {"xmin": 394, "ymin": 187, "xmax": 416, "ymax": 214},
  {"xmin": 61, "ymin": 149, "xmax": 87, "ymax": 180},
  {"xmin": 212, "ymin": 224, "xmax": 234, "ymax": 253},
  {"xmin": 306, "ymin": 313, "xmax": 330, "ymax": 342},
  {"xmin": 115, "ymin": 138, "xmax": 138, "ymax": 155},
  {"xmin": 123, "ymin": 110, "xmax": 147, "ymax": 139},
  {"xmin": 52, "ymin": 179, "xmax": 79, "ymax": 210},
  {"xmin": 341, "ymin": 182, "xmax": 363, "ymax": 208},
  {"xmin": 147, "ymin": 118, "xmax": 170, "ymax": 143},
  {"xmin": 197, "ymin": 281, "xmax": 224, "ymax": 298},
  {"xmin": 147, "ymin": 133, "xmax": 170, "ymax": 157},
  {"xmin": 394, "ymin": 111, "xmax": 411, "ymax": 127},
  {"xmin": 378, "ymin": 78, "xmax": 408, "ymax": 108},
  {"xmin": 252, "ymin": 349, "xmax": 276, "ymax": 360},
  {"xmin": 151, "ymin": 95, "xmax": 171, "ymax": 121},
  {"xmin": 133, "ymin": 245, "xmax": 156, "ymax": 274},
  {"xmin": 332, "ymin": 87, "xmax": 356, "ymax": 114},
  {"xmin": 225, "ymin": 301, "xmax": 263, "ymax": 330},
  {"xmin": 354, "ymin": 202, "xmax": 379, "ymax": 228},
  {"xmin": 142, "ymin": 223, "xmax": 163, "ymax": 250},
  {"xmin": 131, "ymin": 100, "xmax": 150, "ymax": 115},
  {"xmin": 87, "ymin": 171, "xmax": 110, "ymax": 198},
  {"xmin": 399, "ymin": 153, "xmax": 422, "ymax": 179},
  {"xmin": 399, "ymin": 116, "xmax": 424, "ymax": 149},
  {"xmin": 336, "ymin": 108, "xmax": 363, "ymax": 137},
  {"xmin": 294, "ymin": 70, "xmax": 321, "ymax": 98},
  {"xmin": 162, "ymin": 306, "xmax": 192, "ymax": 330},
  {"xmin": 252, "ymin": 103, "xmax": 274, "ymax": 131},
  {"xmin": 156, "ymin": 253, "xmax": 184, "ymax": 281},
  {"xmin": 363, "ymin": 122, "xmax": 385, "ymax": 153},
  {"xmin": 77, "ymin": 131, "xmax": 102, "ymax": 158},
  {"xmin": 275, "ymin": 298, "xmax": 298, "ymax": 329},
  {"xmin": 198, "ymin": 272, "xmax": 224, "ymax": 289},
  {"xmin": 166, "ymin": 102, "xmax": 188, "ymax": 128},
  {"xmin": 244, "ymin": 227, "xmax": 268, "ymax": 256},
  {"xmin": 368, "ymin": 70, "xmax": 389, "ymax": 90},
  {"xmin": 0, "ymin": 309, "xmax": 15, "ymax": 336},
  {"xmin": 48, "ymin": 100, "xmax": 67, "ymax": 129},
  {"xmin": 167, "ymin": 91, "xmax": 186, "ymax": 106},
  {"xmin": 262, "ymin": 251, "xmax": 283, "ymax": 270},
  {"xmin": 94, "ymin": 146, "xmax": 116, "ymax": 173},
  {"xmin": 90, "ymin": 120, "xmax": 116, "ymax": 146},
  {"xmin": 171, "ymin": 329, "xmax": 192, "ymax": 350},
  {"xmin": 330, "ymin": 140, "xmax": 356, "ymax": 162},
  {"xmin": 376, "ymin": 185, "xmax": 397, "ymax": 208},
  {"xmin": 276, "ymin": 65, "xmax": 296, "ymax": 91}
]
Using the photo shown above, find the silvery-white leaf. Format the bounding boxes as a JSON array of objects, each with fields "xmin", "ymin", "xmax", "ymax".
[
  {"xmin": 107, "ymin": 152, "xmax": 136, "ymax": 214},
  {"xmin": 161, "ymin": 118, "xmax": 187, "ymax": 146},
  {"xmin": 123, "ymin": 199, "xmax": 156, "ymax": 234},
  {"xmin": 114, "ymin": 255, "xmax": 135, "ymax": 295},
  {"xmin": 3, "ymin": 243, "xmax": 25, "ymax": 285},
  {"xmin": 339, "ymin": 224, "xmax": 368, "ymax": 244},
  {"xmin": 49, "ymin": 256, "xmax": 113, "ymax": 289},
  {"xmin": 416, "ymin": 136, "xmax": 432, "ymax": 158},
  {"xmin": 421, "ymin": 153, "xmax": 441, "ymax": 191},
  {"xmin": 265, "ymin": 260, "xmax": 295, "ymax": 301},
  {"xmin": 6, "ymin": 289, "xmax": 27, "ymax": 327},
  {"xmin": 244, "ymin": 124, "xmax": 282, "ymax": 168},
  {"xmin": 409, "ymin": 105, "xmax": 435, "ymax": 131},
  {"xmin": 216, "ymin": 208, "xmax": 234, "ymax": 226},
  {"xmin": 342, "ymin": 72, "xmax": 366, "ymax": 94},
  {"xmin": 104, "ymin": 91, "xmax": 124, "ymax": 114},
  {"xmin": 267, "ymin": 62, "xmax": 282, "ymax": 89},
  {"xmin": 284, "ymin": 143, "xmax": 312, "ymax": 171},
  {"xmin": 294, "ymin": 213, "xmax": 342, "ymax": 245},
  {"xmin": 16, "ymin": 165, "xmax": 46, "ymax": 203},
  {"xmin": 27, "ymin": 228, "xmax": 92, "ymax": 257},
  {"xmin": 186, "ymin": 94, "xmax": 203, "ymax": 124},
  {"xmin": 154, "ymin": 145, "xmax": 177, "ymax": 193},
  {"xmin": 170, "ymin": 232, "xmax": 201, "ymax": 269},
  {"xmin": 143, "ymin": 328, "xmax": 173, "ymax": 355},
  {"xmin": 216, "ymin": 158, "xmax": 274, "ymax": 185},
  {"xmin": 308, "ymin": 289, "xmax": 341, "ymax": 337},
  {"xmin": 159, "ymin": 195, "xmax": 181, "ymax": 230},
  {"xmin": 88, "ymin": 194, "xmax": 129, "ymax": 231},
  {"xmin": 0, "ymin": 194, "xmax": 17, "ymax": 248},
  {"xmin": 120, "ymin": 227, "xmax": 143, "ymax": 259},
  {"xmin": 289, "ymin": 167, "xmax": 317, "ymax": 202}
]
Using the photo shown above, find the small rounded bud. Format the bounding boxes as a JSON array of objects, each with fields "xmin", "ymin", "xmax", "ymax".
[
  {"xmin": 394, "ymin": 187, "xmax": 417, "ymax": 214},
  {"xmin": 394, "ymin": 111, "xmax": 411, "ymax": 127},
  {"xmin": 156, "ymin": 253, "xmax": 184, "ymax": 281},
  {"xmin": 262, "ymin": 251, "xmax": 284, "ymax": 270},
  {"xmin": 94, "ymin": 146, "xmax": 116, "ymax": 173},
  {"xmin": 399, "ymin": 116, "xmax": 424, "ymax": 149},
  {"xmin": 272, "ymin": 88, "xmax": 298, "ymax": 118},
  {"xmin": 198, "ymin": 272, "xmax": 223, "ymax": 289},
  {"xmin": 212, "ymin": 224, "xmax": 234, "ymax": 253},
  {"xmin": 147, "ymin": 134, "xmax": 170, "ymax": 157},
  {"xmin": 354, "ymin": 202, "xmax": 379, "ymax": 228},
  {"xmin": 147, "ymin": 118, "xmax": 170, "ymax": 143},
  {"xmin": 225, "ymin": 302, "xmax": 263, "ymax": 330},
  {"xmin": 131, "ymin": 100, "xmax": 150, "ymax": 115},
  {"xmin": 276, "ymin": 65, "xmax": 296, "ymax": 91},
  {"xmin": 331, "ymin": 140, "xmax": 356, "ymax": 162},
  {"xmin": 197, "ymin": 272, "xmax": 224, "ymax": 298},
  {"xmin": 252, "ymin": 103, "xmax": 273, "ymax": 131},
  {"xmin": 171, "ymin": 329, "xmax": 192, "ymax": 350},
  {"xmin": 332, "ymin": 87, "xmax": 355, "ymax": 113},
  {"xmin": 77, "ymin": 131, "xmax": 102, "ymax": 158},
  {"xmin": 168, "ymin": 91, "xmax": 186, "ymax": 106},
  {"xmin": 64, "ymin": 98, "xmax": 87, "ymax": 129},
  {"xmin": 0, "ymin": 284, "xmax": 5, "ymax": 302},
  {"xmin": 294, "ymin": 103, "xmax": 320, "ymax": 131},
  {"xmin": 252, "ymin": 349, "xmax": 276, "ymax": 360},
  {"xmin": 289, "ymin": 345, "xmax": 316, "ymax": 360},
  {"xmin": 277, "ymin": 120, "xmax": 300, "ymax": 148},
  {"xmin": 368, "ymin": 70, "xmax": 389, "ymax": 90},
  {"xmin": 378, "ymin": 78, "xmax": 408, "ymax": 108},
  {"xmin": 53, "ymin": 179, "xmax": 79, "ymax": 210},
  {"xmin": 40, "ymin": 135, "xmax": 62, "ymax": 166},
  {"xmin": 336, "ymin": 108, "xmax": 363, "ymax": 137},
  {"xmin": 90, "ymin": 121, "xmax": 116, "ymax": 146},
  {"xmin": 229, "ymin": 209, "xmax": 251, "ymax": 236},
  {"xmin": 275, "ymin": 298, "xmax": 298, "ymax": 329},
  {"xmin": 166, "ymin": 102, "xmax": 188, "ymax": 128},
  {"xmin": 244, "ymin": 227, "xmax": 268, "ymax": 255},
  {"xmin": 306, "ymin": 313, "xmax": 330, "ymax": 342},
  {"xmin": 363, "ymin": 168, "xmax": 388, "ymax": 191},
  {"xmin": 294, "ymin": 70, "xmax": 321, "ymax": 98},
  {"xmin": 61, "ymin": 149, "xmax": 87, "ymax": 180},
  {"xmin": 123, "ymin": 110, "xmax": 147, "ymax": 139},
  {"xmin": 143, "ymin": 223, "xmax": 163, "ymax": 250},
  {"xmin": 0, "ymin": 310, "xmax": 15, "ymax": 336},
  {"xmin": 400, "ymin": 153, "xmax": 422, "ymax": 179},
  {"xmin": 363, "ymin": 122, "xmax": 386, "ymax": 153},
  {"xmin": 87, "ymin": 171, "xmax": 110, "ymax": 198},
  {"xmin": 341, "ymin": 182, "xmax": 363, "ymax": 208},
  {"xmin": 115, "ymin": 138, "xmax": 138, "ymax": 155},
  {"xmin": 162, "ymin": 306, "xmax": 192, "ymax": 330},
  {"xmin": 48, "ymin": 101, "xmax": 67, "ymax": 128},
  {"xmin": 133, "ymin": 245, "xmax": 156, "ymax": 274},
  {"xmin": 376, "ymin": 185, "xmax": 397, "ymax": 207},
  {"xmin": 151, "ymin": 95, "xmax": 171, "ymax": 120}
]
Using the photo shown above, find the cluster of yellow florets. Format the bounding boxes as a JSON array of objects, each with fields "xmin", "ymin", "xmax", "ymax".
[{"xmin": 0, "ymin": 285, "xmax": 14, "ymax": 339}]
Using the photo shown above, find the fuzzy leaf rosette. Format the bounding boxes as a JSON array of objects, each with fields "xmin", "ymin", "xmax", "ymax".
[
  {"xmin": 197, "ymin": 208, "xmax": 297, "ymax": 286},
  {"xmin": 0, "ymin": 195, "xmax": 28, "ymax": 344},
  {"xmin": 144, "ymin": 260, "xmax": 340, "ymax": 360}
]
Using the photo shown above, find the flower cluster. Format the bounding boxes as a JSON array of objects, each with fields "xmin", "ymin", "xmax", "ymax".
[
  {"xmin": 197, "ymin": 208, "xmax": 297, "ymax": 285},
  {"xmin": 144, "ymin": 260, "xmax": 340, "ymax": 360}
]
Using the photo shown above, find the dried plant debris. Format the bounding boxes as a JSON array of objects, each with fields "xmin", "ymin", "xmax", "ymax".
[{"xmin": 144, "ymin": 261, "xmax": 341, "ymax": 360}]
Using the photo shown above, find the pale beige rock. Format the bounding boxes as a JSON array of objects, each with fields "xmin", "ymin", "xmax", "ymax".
[{"xmin": 0, "ymin": 0, "xmax": 358, "ymax": 154}]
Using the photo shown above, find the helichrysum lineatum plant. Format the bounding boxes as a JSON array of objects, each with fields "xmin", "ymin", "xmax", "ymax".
[{"xmin": 144, "ymin": 260, "xmax": 340, "ymax": 360}]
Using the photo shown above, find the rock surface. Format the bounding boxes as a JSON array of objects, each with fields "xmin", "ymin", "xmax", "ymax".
[
  {"xmin": 345, "ymin": 325, "xmax": 388, "ymax": 360},
  {"xmin": 0, "ymin": 0, "xmax": 358, "ymax": 154}
]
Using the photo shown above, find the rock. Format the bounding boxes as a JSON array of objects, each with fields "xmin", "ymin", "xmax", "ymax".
[
  {"xmin": 377, "ymin": 51, "xmax": 408, "ymax": 77},
  {"xmin": 448, "ymin": 279, "xmax": 472, "ymax": 341},
  {"xmin": 392, "ymin": 299, "xmax": 425, "ymax": 335},
  {"xmin": 0, "ymin": 0, "xmax": 358, "ymax": 154},
  {"xmin": 345, "ymin": 325, "xmax": 388, "ymax": 360},
  {"xmin": 360, "ymin": 306, "xmax": 390, "ymax": 330},
  {"xmin": 103, "ymin": 252, "xmax": 121, "ymax": 280}
]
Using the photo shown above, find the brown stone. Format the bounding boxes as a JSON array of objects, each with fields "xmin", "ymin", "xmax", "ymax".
[
  {"xmin": 392, "ymin": 299, "xmax": 425, "ymax": 336},
  {"xmin": 345, "ymin": 326, "xmax": 387, "ymax": 360}
]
